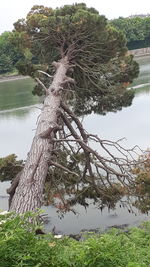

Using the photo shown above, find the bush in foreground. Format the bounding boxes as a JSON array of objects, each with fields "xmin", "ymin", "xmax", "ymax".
[{"xmin": 0, "ymin": 212, "xmax": 150, "ymax": 267}]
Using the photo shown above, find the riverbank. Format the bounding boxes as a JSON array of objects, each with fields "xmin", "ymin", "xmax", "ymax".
[
  {"xmin": 130, "ymin": 46, "xmax": 150, "ymax": 57},
  {"xmin": 0, "ymin": 75, "xmax": 30, "ymax": 83}
]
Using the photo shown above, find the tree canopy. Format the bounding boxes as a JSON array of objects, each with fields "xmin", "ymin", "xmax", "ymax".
[{"xmin": 12, "ymin": 3, "xmax": 139, "ymax": 115}]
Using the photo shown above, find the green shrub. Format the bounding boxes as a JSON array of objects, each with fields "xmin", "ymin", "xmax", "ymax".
[{"xmin": 0, "ymin": 212, "xmax": 150, "ymax": 267}]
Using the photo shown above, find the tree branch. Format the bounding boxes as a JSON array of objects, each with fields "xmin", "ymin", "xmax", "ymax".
[
  {"xmin": 37, "ymin": 70, "xmax": 53, "ymax": 78},
  {"xmin": 49, "ymin": 161, "xmax": 79, "ymax": 177},
  {"xmin": 61, "ymin": 102, "xmax": 88, "ymax": 142},
  {"xmin": 58, "ymin": 108, "xmax": 138, "ymax": 189},
  {"xmin": 35, "ymin": 78, "xmax": 49, "ymax": 94}
]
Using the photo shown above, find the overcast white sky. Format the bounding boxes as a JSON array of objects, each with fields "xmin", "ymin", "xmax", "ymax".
[{"xmin": 0, "ymin": 0, "xmax": 150, "ymax": 34}]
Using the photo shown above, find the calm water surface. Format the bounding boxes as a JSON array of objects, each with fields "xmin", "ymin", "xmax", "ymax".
[{"xmin": 0, "ymin": 56, "xmax": 150, "ymax": 234}]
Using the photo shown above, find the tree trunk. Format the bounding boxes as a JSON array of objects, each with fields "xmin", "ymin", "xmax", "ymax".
[{"xmin": 10, "ymin": 56, "xmax": 70, "ymax": 213}]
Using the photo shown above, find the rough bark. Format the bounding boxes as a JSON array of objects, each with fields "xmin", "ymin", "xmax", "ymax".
[
  {"xmin": 9, "ymin": 56, "xmax": 70, "ymax": 213},
  {"xmin": 7, "ymin": 171, "xmax": 21, "ymax": 209}
]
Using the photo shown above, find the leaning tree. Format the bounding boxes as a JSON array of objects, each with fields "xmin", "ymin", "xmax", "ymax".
[{"xmin": 8, "ymin": 4, "xmax": 139, "ymax": 213}]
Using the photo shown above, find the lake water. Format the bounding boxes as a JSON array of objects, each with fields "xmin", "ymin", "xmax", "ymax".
[{"xmin": 0, "ymin": 56, "xmax": 150, "ymax": 234}]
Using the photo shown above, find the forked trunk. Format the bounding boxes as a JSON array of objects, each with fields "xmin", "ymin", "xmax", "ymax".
[{"xmin": 9, "ymin": 56, "xmax": 70, "ymax": 213}]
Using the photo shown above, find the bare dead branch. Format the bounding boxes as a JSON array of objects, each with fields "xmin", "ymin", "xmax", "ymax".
[
  {"xmin": 61, "ymin": 77, "xmax": 75, "ymax": 86},
  {"xmin": 37, "ymin": 70, "xmax": 53, "ymax": 78},
  {"xmin": 49, "ymin": 161, "xmax": 79, "ymax": 177},
  {"xmin": 35, "ymin": 78, "xmax": 49, "ymax": 94}
]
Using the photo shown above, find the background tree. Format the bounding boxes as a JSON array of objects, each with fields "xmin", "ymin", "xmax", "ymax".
[
  {"xmin": 8, "ymin": 3, "xmax": 139, "ymax": 214},
  {"xmin": 0, "ymin": 31, "xmax": 24, "ymax": 74},
  {"xmin": 111, "ymin": 16, "xmax": 150, "ymax": 50},
  {"xmin": 0, "ymin": 54, "xmax": 13, "ymax": 74}
]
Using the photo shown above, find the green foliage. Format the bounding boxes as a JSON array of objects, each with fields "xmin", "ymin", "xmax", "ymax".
[
  {"xmin": 0, "ymin": 212, "xmax": 150, "ymax": 267},
  {"xmin": 0, "ymin": 154, "xmax": 23, "ymax": 181},
  {"xmin": 0, "ymin": 31, "xmax": 24, "ymax": 74},
  {"xmin": 111, "ymin": 17, "xmax": 146, "ymax": 42},
  {"xmin": 0, "ymin": 54, "xmax": 13, "ymax": 74},
  {"xmin": 12, "ymin": 3, "xmax": 139, "ymax": 115},
  {"xmin": 132, "ymin": 152, "xmax": 150, "ymax": 213},
  {"xmin": 111, "ymin": 16, "xmax": 150, "ymax": 49}
]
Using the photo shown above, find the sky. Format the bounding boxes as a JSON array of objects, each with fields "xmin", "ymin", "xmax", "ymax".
[{"xmin": 0, "ymin": 0, "xmax": 150, "ymax": 34}]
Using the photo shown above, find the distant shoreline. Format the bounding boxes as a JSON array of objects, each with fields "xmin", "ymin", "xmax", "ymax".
[{"xmin": 0, "ymin": 75, "xmax": 30, "ymax": 83}]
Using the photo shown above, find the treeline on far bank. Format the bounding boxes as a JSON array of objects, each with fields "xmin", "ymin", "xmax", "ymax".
[
  {"xmin": 0, "ymin": 31, "xmax": 23, "ymax": 75},
  {"xmin": 1, "ymin": 14, "xmax": 150, "ymax": 75},
  {"xmin": 111, "ymin": 16, "xmax": 150, "ymax": 50}
]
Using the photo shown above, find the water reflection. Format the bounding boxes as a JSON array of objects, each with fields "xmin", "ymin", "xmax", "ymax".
[
  {"xmin": 43, "ymin": 202, "xmax": 149, "ymax": 234},
  {"xmin": 0, "ymin": 77, "xmax": 39, "ymax": 115},
  {"xmin": 0, "ymin": 181, "xmax": 9, "ymax": 211},
  {"xmin": 0, "ymin": 77, "xmax": 41, "ymax": 158},
  {"xmin": 131, "ymin": 55, "xmax": 150, "ymax": 87},
  {"xmin": 134, "ymin": 84, "xmax": 150, "ymax": 97},
  {"xmin": 83, "ymin": 90, "xmax": 150, "ymax": 152},
  {"xmin": 0, "ymin": 104, "xmax": 40, "ymax": 120},
  {"xmin": 0, "ymin": 180, "xmax": 149, "ymax": 234},
  {"xmin": 0, "ymin": 106, "xmax": 40, "ymax": 159}
]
